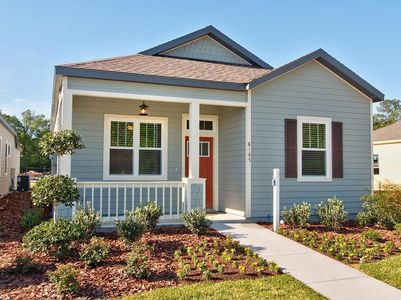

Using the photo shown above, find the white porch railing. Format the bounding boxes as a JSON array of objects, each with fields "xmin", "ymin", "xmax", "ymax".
[{"xmin": 76, "ymin": 181, "xmax": 186, "ymax": 221}]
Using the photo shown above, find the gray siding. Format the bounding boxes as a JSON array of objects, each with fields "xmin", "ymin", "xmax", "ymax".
[
  {"xmin": 161, "ymin": 36, "xmax": 251, "ymax": 66},
  {"xmin": 251, "ymin": 61, "xmax": 371, "ymax": 218},
  {"xmin": 219, "ymin": 107, "xmax": 245, "ymax": 213}
]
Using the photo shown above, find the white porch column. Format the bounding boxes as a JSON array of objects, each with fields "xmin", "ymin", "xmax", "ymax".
[
  {"xmin": 58, "ymin": 78, "xmax": 72, "ymax": 176},
  {"xmin": 188, "ymin": 100, "xmax": 200, "ymax": 178}
]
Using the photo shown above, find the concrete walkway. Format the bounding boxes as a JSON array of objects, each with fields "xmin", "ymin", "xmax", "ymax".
[{"xmin": 211, "ymin": 221, "xmax": 401, "ymax": 300}]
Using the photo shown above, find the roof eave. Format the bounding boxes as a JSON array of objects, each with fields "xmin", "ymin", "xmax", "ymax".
[
  {"xmin": 55, "ymin": 66, "xmax": 248, "ymax": 92},
  {"xmin": 248, "ymin": 49, "xmax": 384, "ymax": 102},
  {"xmin": 140, "ymin": 25, "xmax": 273, "ymax": 69}
]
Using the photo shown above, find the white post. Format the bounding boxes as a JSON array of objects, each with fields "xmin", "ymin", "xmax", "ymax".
[
  {"xmin": 272, "ymin": 168, "xmax": 280, "ymax": 232},
  {"xmin": 188, "ymin": 101, "xmax": 200, "ymax": 179}
]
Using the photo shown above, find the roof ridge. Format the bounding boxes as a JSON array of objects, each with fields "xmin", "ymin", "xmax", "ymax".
[{"xmin": 58, "ymin": 53, "xmax": 141, "ymax": 67}]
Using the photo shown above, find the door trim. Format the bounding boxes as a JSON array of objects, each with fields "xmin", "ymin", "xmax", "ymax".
[{"xmin": 182, "ymin": 113, "xmax": 219, "ymax": 211}]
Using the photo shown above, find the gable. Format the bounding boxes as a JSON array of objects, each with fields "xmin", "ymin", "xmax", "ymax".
[{"xmin": 160, "ymin": 36, "xmax": 251, "ymax": 66}]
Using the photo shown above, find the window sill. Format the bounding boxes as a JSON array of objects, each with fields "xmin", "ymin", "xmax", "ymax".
[
  {"xmin": 103, "ymin": 174, "xmax": 168, "ymax": 181},
  {"xmin": 297, "ymin": 176, "xmax": 332, "ymax": 182}
]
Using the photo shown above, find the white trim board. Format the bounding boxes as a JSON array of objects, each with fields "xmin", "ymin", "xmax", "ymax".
[{"xmin": 182, "ymin": 113, "xmax": 219, "ymax": 211}]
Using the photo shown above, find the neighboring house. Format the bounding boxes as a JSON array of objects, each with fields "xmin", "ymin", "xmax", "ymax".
[
  {"xmin": 0, "ymin": 115, "xmax": 20, "ymax": 196},
  {"xmin": 373, "ymin": 121, "xmax": 401, "ymax": 189},
  {"xmin": 51, "ymin": 25, "xmax": 383, "ymax": 222}
]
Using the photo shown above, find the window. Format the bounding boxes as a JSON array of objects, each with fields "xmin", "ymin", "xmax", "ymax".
[
  {"xmin": 373, "ymin": 154, "xmax": 379, "ymax": 175},
  {"xmin": 104, "ymin": 115, "xmax": 167, "ymax": 180},
  {"xmin": 186, "ymin": 141, "xmax": 210, "ymax": 157},
  {"xmin": 186, "ymin": 119, "xmax": 214, "ymax": 131},
  {"xmin": 4, "ymin": 141, "xmax": 8, "ymax": 175},
  {"xmin": 297, "ymin": 116, "xmax": 332, "ymax": 181}
]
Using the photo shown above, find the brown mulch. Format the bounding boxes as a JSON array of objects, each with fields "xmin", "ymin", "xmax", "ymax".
[
  {"xmin": 258, "ymin": 221, "xmax": 401, "ymax": 248},
  {"xmin": 0, "ymin": 193, "xmax": 274, "ymax": 299}
]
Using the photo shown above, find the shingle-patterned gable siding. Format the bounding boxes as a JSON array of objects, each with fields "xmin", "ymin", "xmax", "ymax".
[
  {"xmin": 161, "ymin": 36, "xmax": 251, "ymax": 66},
  {"xmin": 251, "ymin": 61, "xmax": 371, "ymax": 218}
]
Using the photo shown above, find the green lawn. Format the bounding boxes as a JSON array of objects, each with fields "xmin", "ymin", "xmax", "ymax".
[
  {"xmin": 356, "ymin": 254, "xmax": 401, "ymax": 290},
  {"xmin": 124, "ymin": 275, "xmax": 326, "ymax": 300}
]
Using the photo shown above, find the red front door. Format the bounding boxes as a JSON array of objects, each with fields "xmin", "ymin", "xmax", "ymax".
[{"xmin": 185, "ymin": 136, "xmax": 213, "ymax": 209}]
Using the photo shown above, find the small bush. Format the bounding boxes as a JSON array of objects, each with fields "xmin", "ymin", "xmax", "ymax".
[
  {"xmin": 202, "ymin": 270, "xmax": 212, "ymax": 280},
  {"xmin": 135, "ymin": 201, "xmax": 162, "ymax": 233},
  {"xmin": 282, "ymin": 202, "xmax": 311, "ymax": 228},
  {"xmin": 116, "ymin": 211, "xmax": 144, "ymax": 245},
  {"xmin": 39, "ymin": 129, "xmax": 85, "ymax": 157},
  {"xmin": 181, "ymin": 209, "xmax": 212, "ymax": 235},
  {"xmin": 32, "ymin": 175, "xmax": 80, "ymax": 207},
  {"xmin": 80, "ymin": 237, "xmax": 110, "ymax": 268},
  {"xmin": 48, "ymin": 264, "xmax": 79, "ymax": 294},
  {"xmin": 8, "ymin": 256, "xmax": 39, "ymax": 274},
  {"xmin": 20, "ymin": 208, "xmax": 43, "ymax": 231},
  {"xmin": 22, "ymin": 219, "xmax": 78, "ymax": 259},
  {"xmin": 73, "ymin": 203, "xmax": 102, "ymax": 242},
  {"xmin": 361, "ymin": 229, "xmax": 381, "ymax": 242},
  {"xmin": 395, "ymin": 223, "xmax": 401, "ymax": 232},
  {"xmin": 357, "ymin": 182, "xmax": 401, "ymax": 229},
  {"xmin": 177, "ymin": 260, "xmax": 190, "ymax": 279},
  {"xmin": 316, "ymin": 197, "xmax": 348, "ymax": 231},
  {"xmin": 126, "ymin": 249, "xmax": 149, "ymax": 279}
]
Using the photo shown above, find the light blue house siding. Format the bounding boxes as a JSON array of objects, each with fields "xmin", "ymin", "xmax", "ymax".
[{"xmin": 251, "ymin": 61, "xmax": 371, "ymax": 218}]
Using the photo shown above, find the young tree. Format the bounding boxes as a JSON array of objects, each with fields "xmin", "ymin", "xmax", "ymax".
[
  {"xmin": 373, "ymin": 99, "xmax": 401, "ymax": 129},
  {"xmin": 1, "ymin": 110, "xmax": 50, "ymax": 172}
]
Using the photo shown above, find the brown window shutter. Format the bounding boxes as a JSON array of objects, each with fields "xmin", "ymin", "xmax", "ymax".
[
  {"xmin": 285, "ymin": 119, "xmax": 297, "ymax": 178},
  {"xmin": 332, "ymin": 121, "xmax": 343, "ymax": 178}
]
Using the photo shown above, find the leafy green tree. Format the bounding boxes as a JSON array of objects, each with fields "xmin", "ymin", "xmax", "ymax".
[
  {"xmin": 1, "ymin": 110, "xmax": 50, "ymax": 172},
  {"xmin": 373, "ymin": 99, "xmax": 401, "ymax": 129}
]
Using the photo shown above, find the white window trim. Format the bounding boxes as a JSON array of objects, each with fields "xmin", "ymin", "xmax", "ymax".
[
  {"xmin": 103, "ymin": 114, "xmax": 168, "ymax": 181},
  {"xmin": 186, "ymin": 140, "xmax": 210, "ymax": 157},
  {"xmin": 297, "ymin": 116, "xmax": 332, "ymax": 182}
]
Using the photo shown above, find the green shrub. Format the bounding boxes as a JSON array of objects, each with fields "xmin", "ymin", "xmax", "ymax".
[
  {"xmin": 177, "ymin": 260, "xmax": 190, "ymax": 279},
  {"xmin": 395, "ymin": 223, "xmax": 401, "ymax": 232},
  {"xmin": 8, "ymin": 256, "xmax": 39, "ymax": 274},
  {"xmin": 39, "ymin": 129, "xmax": 85, "ymax": 157},
  {"xmin": 126, "ymin": 247, "xmax": 149, "ymax": 279},
  {"xmin": 181, "ymin": 209, "xmax": 212, "ymax": 235},
  {"xmin": 80, "ymin": 237, "xmax": 110, "ymax": 268},
  {"xmin": 135, "ymin": 201, "xmax": 162, "ymax": 233},
  {"xmin": 357, "ymin": 182, "xmax": 401, "ymax": 229},
  {"xmin": 48, "ymin": 264, "xmax": 79, "ymax": 294},
  {"xmin": 116, "ymin": 211, "xmax": 144, "ymax": 245},
  {"xmin": 22, "ymin": 219, "xmax": 78, "ymax": 259},
  {"xmin": 282, "ymin": 202, "xmax": 311, "ymax": 228},
  {"xmin": 20, "ymin": 208, "xmax": 43, "ymax": 231},
  {"xmin": 32, "ymin": 175, "xmax": 80, "ymax": 207},
  {"xmin": 361, "ymin": 229, "xmax": 381, "ymax": 242},
  {"xmin": 73, "ymin": 204, "xmax": 102, "ymax": 242},
  {"xmin": 316, "ymin": 197, "xmax": 347, "ymax": 231},
  {"xmin": 202, "ymin": 270, "xmax": 212, "ymax": 280}
]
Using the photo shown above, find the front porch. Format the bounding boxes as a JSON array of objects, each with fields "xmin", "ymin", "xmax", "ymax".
[{"xmin": 55, "ymin": 78, "xmax": 251, "ymax": 223}]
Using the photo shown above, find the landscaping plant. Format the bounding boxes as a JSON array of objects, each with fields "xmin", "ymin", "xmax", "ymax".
[
  {"xmin": 361, "ymin": 229, "xmax": 381, "ymax": 242},
  {"xmin": 126, "ymin": 244, "xmax": 150, "ymax": 279},
  {"xmin": 39, "ymin": 129, "xmax": 85, "ymax": 157},
  {"xmin": 73, "ymin": 203, "xmax": 102, "ymax": 242},
  {"xmin": 116, "ymin": 210, "xmax": 144, "ymax": 245},
  {"xmin": 48, "ymin": 264, "xmax": 79, "ymax": 295},
  {"xmin": 181, "ymin": 209, "xmax": 212, "ymax": 235},
  {"xmin": 135, "ymin": 201, "xmax": 162, "ymax": 233},
  {"xmin": 357, "ymin": 182, "xmax": 401, "ymax": 229},
  {"xmin": 22, "ymin": 219, "xmax": 79, "ymax": 260},
  {"xmin": 80, "ymin": 237, "xmax": 110, "ymax": 268},
  {"xmin": 20, "ymin": 207, "xmax": 43, "ymax": 231},
  {"xmin": 8, "ymin": 256, "xmax": 40, "ymax": 274},
  {"xmin": 316, "ymin": 197, "xmax": 347, "ymax": 231},
  {"xmin": 282, "ymin": 202, "xmax": 311, "ymax": 228}
]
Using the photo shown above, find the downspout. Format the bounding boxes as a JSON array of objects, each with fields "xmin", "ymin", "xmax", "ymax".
[{"xmin": 245, "ymin": 85, "xmax": 252, "ymax": 218}]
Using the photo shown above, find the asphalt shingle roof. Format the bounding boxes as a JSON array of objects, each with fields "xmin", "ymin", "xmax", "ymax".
[
  {"xmin": 373, "ymin": 121, "xmax": 401, "ymax": 142},
  {"xmin": 60, "ymin": 54, "xmax": 271, "ymax": 84}
]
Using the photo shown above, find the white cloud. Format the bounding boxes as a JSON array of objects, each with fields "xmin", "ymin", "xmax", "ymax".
[{"xmin": 1, "ymin": 98, "xmax": 51, "ymax": 118}]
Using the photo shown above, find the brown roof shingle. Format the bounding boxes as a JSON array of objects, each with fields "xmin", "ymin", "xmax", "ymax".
[
  {"xmin": 61, "ymin": 54, "xmax": 270, "ymax": 84},
  {"xmin": 373, "ymin": 121, "xmax": 401, "ymax": 142}
]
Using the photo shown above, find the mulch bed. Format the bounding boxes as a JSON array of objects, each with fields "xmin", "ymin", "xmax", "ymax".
[{"xmin": 0, "ymin": 193, "xmax": 275, "ymax": 299}]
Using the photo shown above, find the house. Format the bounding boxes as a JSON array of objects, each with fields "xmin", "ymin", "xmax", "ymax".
[
  {"xmin": 373, "ymin": 121, "xmax": 401, "ymax": 189},
  {"xmin": 0, "ymin": 115, "xmax": 20, "ymax": 196},
  {"xmin": 51, "ymin": 25, "xmax": 384, "ymax": 223}
]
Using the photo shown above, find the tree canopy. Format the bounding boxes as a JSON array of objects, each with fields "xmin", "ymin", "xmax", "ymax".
[
  {"xmin": 373, "ymin": 99, "xmax": 401, "ymax": 130},
  {"xmin": 2, "ymin": 109, "xmax": 50, "ymax": 172}
]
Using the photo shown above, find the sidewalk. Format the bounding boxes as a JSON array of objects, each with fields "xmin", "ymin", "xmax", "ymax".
[{"xmin": 211, "ymin": 221, "xmax": 401, "ymax": 300}]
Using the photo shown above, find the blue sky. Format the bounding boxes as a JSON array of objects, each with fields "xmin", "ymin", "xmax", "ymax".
[{"xmin": 0, "ymin": 0, "xmax": 400, "ymax": 118}]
